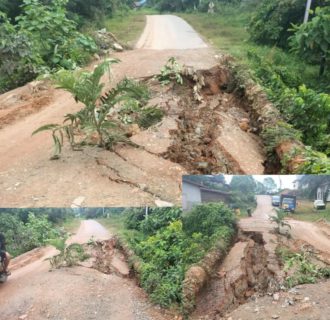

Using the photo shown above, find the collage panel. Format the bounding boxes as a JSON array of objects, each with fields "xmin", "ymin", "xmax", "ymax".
[{"xmin": 182, "ymin": 174, "xmax": 330, "ymax": 319}]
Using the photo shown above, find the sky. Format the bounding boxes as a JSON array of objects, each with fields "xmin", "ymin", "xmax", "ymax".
[{"xmin": 224, "ymin": 175, "xmax": 299, "ymax": 190}]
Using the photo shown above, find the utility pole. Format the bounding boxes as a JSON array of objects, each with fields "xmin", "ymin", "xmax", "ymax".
[{"xmin": 304, "ymin": 0, "xmax": 313, "ymax": 23}]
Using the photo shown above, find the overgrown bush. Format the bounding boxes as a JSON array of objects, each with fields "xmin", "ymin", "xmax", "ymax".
[
  {"xmin": 0, "ymin": 212, "xmax": 62, "ymax": 256},
  {"xmin": 248, "ymin": 0, "xmax": 322, "ymax": 49},
  {"xmin": 183, "ymin": 202, "xmax": 236, "ymax": 239},
  {"xmin": 0, "ymin": 0, "xmax": 97, "ymax": 93},
  {"xmin": 248, "ymin": 50, "xmax": 330, "ymax": 156},
  {"xmin": 289, "ymin": 5, "xmax": 330, "ymax": 76},
  {"xmin": 121, "ymin": 204, "xmax": 236, "ymax": 308}
]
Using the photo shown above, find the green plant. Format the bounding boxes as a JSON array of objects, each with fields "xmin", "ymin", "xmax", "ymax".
[
  {"xmin": 270, "ymin": 208, "xmax": 291, "ymax": 234},
  {"xmin": 283, "ymin": 251, "xmax": 330, "ymax": 288},
  {"xmin": 47, "ymin": 237, "xmax": 88, "ymax": 269},
  {"xmin": 248, "ymin": 0, "xmax": 321, "ymax": 49},
  {"xmin": 289, "ymin": 5, "xmax": 330, "ymax": 76},
  {"xmin": 297, "ymin": 147, "xmax": 330, "ymax": 173},
  {"xmin": 33, "ymin": 59, "xmax": 140, "ymax": 158},
  {"xmin": 183, "ymin": 202, "xmax": 236, "ymax": 238},
  {"xmin": 156, "ymin": 57, "xmax": 184, "ymax": 85}
]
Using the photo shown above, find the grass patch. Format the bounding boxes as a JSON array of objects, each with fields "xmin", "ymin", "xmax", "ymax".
[
  {"xmin": 61, "ymin": 218, "xmax": 81, "ymax": 233},
  {"xmin": 103, "ymin": 11, "xmax": 147, "ymax": 46},
  {"xmin": 289, "ymin": 200, "xmax": 330, "ymax": 222}
]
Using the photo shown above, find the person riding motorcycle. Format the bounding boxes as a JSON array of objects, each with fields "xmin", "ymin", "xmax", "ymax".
[{"xmin": 0, "ymin": 233, "xmax": 11, "ymax": 275}]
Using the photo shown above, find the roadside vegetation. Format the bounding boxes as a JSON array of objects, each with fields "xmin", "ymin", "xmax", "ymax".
[
  {"xmin": 0, "ymin": 0, "xmax": 143, "ymax": 93},
  {"xmin": 98, "ymin": 205, "xmax": 236, "ymax": 309},
  {"xmin": 277, "ymin": 247, "xmax": 330, "ymax": 288},
  {"xmin": 0, "ymin": 208, "xmax": 77, "ymax": 257}
]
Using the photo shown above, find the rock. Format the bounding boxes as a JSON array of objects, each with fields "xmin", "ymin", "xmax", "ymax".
[
  {"xmin": 19, "ymin": 315, "xmax": 28, "ymax": 320},
  {"xmin": 272, "ymin": 315, "xmax": 280, "ymax": 319},
  {"xmin": 273, "ymin": 293, "xmax": 280, "ymax": 301},
  {"xmin": 112, "ymin": 42, "xmax": 124, "ymax": 52},
  {"xmin": 304, "ymin": 297, "xmax": 310, "ymax": 302},
  {"xmin": 197, "ymin": 162, "xmax": 209, "ymax": 169},
  {"xmin": 155, "ymin": 199, "xmax": 174, "ymax": 207}
]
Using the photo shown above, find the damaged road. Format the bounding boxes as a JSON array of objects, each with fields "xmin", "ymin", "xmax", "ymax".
[
  {"xmin": 188, "ymin": 195, "xmax": 330, "ymax": 320},
  {"xmin": 0, "ymin": 220, "xmax": 172, "ymax": 320},
  {"xmin": 0, "ymin": 15, "xmax": 273, "ymax": 207}
]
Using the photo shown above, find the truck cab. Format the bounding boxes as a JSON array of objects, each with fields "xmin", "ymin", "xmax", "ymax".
[{"xmin": 280, "ymin": 194, "xmax": 296, "ymax": 212}]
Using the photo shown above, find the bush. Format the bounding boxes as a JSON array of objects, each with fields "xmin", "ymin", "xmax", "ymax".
[
  {"xmin": 248, "ymin": 0, "xmax": 312, "ymax": 48},
  {"xmin": 183, "ymin": 202, "xmax": 236, "ymax": 238}
]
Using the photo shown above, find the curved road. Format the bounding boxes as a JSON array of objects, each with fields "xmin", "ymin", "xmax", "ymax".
[{"xmin": 0, "ymin": 220, "xmax": 170, "ymax": 320}]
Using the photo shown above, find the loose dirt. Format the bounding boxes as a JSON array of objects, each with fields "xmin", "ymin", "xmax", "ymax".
[
  {"xmin": 0, "ymin": 220, "xmax": 172, "ymax": 320},
  {"xmin": 0, "ymin": 15, "xmax": 267, "ymax": 207}
]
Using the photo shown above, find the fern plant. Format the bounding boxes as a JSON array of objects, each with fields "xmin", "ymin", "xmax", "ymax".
[{"xmin": 33, "ymin": 59, "xmax": 139, "ymax": 158}]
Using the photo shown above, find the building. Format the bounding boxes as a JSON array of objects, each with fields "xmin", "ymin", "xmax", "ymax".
[
  {"xmin": 317, "ymin": 182, "xmax": 330, "ymax": 202},
  {"xmin": 182, "ymin": 177, "xmax": 231, "ymax": 210}
]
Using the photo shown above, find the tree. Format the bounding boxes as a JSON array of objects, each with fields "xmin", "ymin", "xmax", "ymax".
[
  {"xmin": 230, "ymin": 175, "xmax": 256, "ymax": 193},
  {"xmin": 263, "ymin": 177, "xmax": 278, "ymax": 194},
  {"xmin": 289, "ymin": 5, "xmax": 330, "ymax": 76}
]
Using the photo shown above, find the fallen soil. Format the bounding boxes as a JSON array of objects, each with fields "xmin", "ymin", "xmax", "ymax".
[
  {"xmin": 0, "ymin": 220, "xmax": 173, "ymax": 320},
  {"xmin": 0, "ymin": 15, "xmax": 268, "ymax": 207}
]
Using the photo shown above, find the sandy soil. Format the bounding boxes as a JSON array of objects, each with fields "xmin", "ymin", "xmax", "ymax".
[
  {"xmin": 0, "ymin": 15, "xmax": 267, "ymax": 207},
  {"xmin": 0, "ymin": 220, "xmax": 172, "ymax": 320}
]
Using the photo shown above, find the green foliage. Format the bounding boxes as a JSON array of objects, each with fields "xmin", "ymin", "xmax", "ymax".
[
  {"xmin": 248, "ymin": 50, "xmax": 330, "ymax": 156},
  {"xmin": 47, "ymin": 239, "xmax": 88, "ymax": 268},
  {"xmin": 0, "ymin": 211, "xmax": 63, "ymax": 257},
  {"xmin": 0, "ymin": 12, "xmax": 41, "ymax": 92},
  {"xmin": 270, "ymin": 209, "xmax": 291, "ymax": 234},
  {"xmin": 156, "ymin": 57, "xmax": 184, "ymax": 85},
  {"xmin": 248, "ymin": 0, "xmax": 318, "ymax": 48},
  {"xmin": 120, "ymin": 204, "xmax": 236, "ymax": 308},
  {"xmin": 33, "ymin": 60, "xmax": 146, "ymax": 157},
  {"xmin": 136, "ymin": 221, "xmax": 206, "ymax": 307},
  {"xmin": 279, "ymin": 249, "xmax": 330, "ymax": 288},
  {"xmin": 0, "ymin": 0, "xmax": 98, "ymax": 92},
  {"xmin": 137, "ymin": 107, "xmax": 164, "ymax": 128},
  {"xmin": 139, "ymin": 208, "xmax": 182, "ymax": 235},
  {"xmin": 183, "ymin": 202, "xmax": 236, "ymax": 238},
  {"xmin": 298, "ymin": 147, "xmax": 330, "ymax": 173},
  {"xmin": 289, "ymin": 5, "xmax": 330, "ymax": 76}
]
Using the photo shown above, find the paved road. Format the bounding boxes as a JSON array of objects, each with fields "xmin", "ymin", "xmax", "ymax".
[{"xmin": 136, "ymin": 15, "xmax": 208, "ymax": 50}]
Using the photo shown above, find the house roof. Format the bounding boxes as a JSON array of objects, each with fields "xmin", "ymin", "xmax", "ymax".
[{"xmin": 182, "ymin": 176, "xmax": 231, "ymax": 195}]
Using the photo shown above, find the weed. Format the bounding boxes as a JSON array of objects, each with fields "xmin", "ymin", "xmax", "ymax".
[
  {"xmin": 47, "ymin": 237, "xmax": 89, "ymax": 269},
  {"xmin": 156, "ymin": 57, "xmax": 184, "ymax": 86}
]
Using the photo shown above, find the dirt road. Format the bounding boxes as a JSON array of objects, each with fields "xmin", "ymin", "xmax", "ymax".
[
  {"xmin": 0, "ymin": 220, "xmax": 171, "ymax": 320},
  {"xmin": 0, "ymin": 15, "xmax": 266, "ymax": 207}
]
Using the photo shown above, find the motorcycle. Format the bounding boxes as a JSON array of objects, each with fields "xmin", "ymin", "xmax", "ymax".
[{"xmin": 0, "ymin": 255, "xmax": 9, "ymax": 283}]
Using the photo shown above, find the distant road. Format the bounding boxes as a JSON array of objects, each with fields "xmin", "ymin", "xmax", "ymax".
[{"xmin": 135, "ymin": 15, "xmax": 208, "ymax": 50}]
